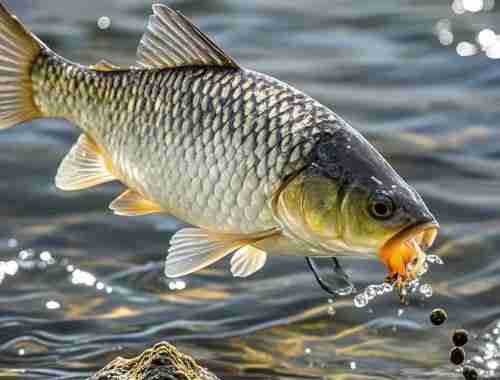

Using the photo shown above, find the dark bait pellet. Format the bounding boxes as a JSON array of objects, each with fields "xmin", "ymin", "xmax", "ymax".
[
  {"xmin": 452, "ymin": 329, "xmax": 469, "ymax": 347},
  {"xmin": 430, "ymin": 308, "xmax": 447, "ymax": 326},
  {"xmin": 462, "ymin": 366, "xmax": 479, "ymax": 380},
  {"xmin": 450, "ymin": 347, "xmax": 465, "ymax": 366}
]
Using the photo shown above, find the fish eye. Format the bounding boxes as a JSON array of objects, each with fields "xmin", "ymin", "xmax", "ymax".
[{"xmin": 368, "ymin": 193, "xmax": 395, "ymax": 220}]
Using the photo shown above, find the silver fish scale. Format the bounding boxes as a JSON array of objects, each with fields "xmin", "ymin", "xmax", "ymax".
[{"xmin": 32, "ymin": 54, "xmax": 340, "ymax": 234}]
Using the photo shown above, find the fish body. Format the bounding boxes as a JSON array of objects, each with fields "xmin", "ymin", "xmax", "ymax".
[
  {"xmin": 32, "ymin": 54, "xmax": 337, "ymax": 235},
  {"xmin": 0, "ymin": 3, "xmax": 439, "ymax": 284}
]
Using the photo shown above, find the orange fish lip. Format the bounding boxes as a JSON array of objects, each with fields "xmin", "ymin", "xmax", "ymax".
[{"xmin": 379, "ymin": 221, "xmax": 440, "ymax": 276}]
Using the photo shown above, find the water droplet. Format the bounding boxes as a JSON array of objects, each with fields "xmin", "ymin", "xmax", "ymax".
[
  {"xmin": 457, "ymin": 41, "xmax": 479, "ymax": 57},
  {"xmin": 18, "ymin": 249, "xmax": 34, "ymax": 261},
  {"xmin": 3, "ymin": 260, "xmax": 18, "ymax": 276},
  {"xmin": 426, "ymin": 255, "xmax": 444, "ymax": 265},
  {"xmin": 452, "ymin": 0, "xmax": 466, "ymax": 14},
  {"xmin": 327, "ymin": 306, "xmax": 336, "ymax": 316},
  {"xmin": 419, "ymin": 283, "xmax": 433, "ymax": 298},
  {"xmin": 175, "ymin": 280, "xmax": 186, "ymax": 290},
  {"xmin": 97, "ymin": 16, "xmax": 111, "ymax": 30},
  {"xmin": 478, "ymin": 28, "xmax": 497, "ymax": 48},
  {"xmin": 45, "ymin": 300, "xmax": 61, "ymax": 310},
  {"xmin": 354, "ymin": 294, "xmax": 368, "ymax": 308},
  {"xmin": 463, "ymin": 0, "xmax": 484, "ymax": 12},
  {"xmin": 66, "ymin": 265, "xmax": 75, "ymax": 273},
  {"xmin": 375, "ymin": 284, "xmax": 385, "ymax": 295},
  {"xmin": 487, "ymin": 360, "xmax": 499, "ymax": 370},
  {"xmin": 383, "ymin": 283, "xmax": 394, "ymax": 293},
  {"xmin": 40, "ymin": 251, "xmax": 55, "ymax": 264},
  {"xmin": 7, "ymin": 238, "xmax": 18, "ymax": 248},
  {"xmin": 365, "ymin": 286, "xmax": 377, "ymax": 300},
  {"xmin": 335, "ymin": 286, "xmax": 355, "ymax": 296},
  {"xmin": 71, "ymin": 269, "xmax": 97, "ymax": 287}
]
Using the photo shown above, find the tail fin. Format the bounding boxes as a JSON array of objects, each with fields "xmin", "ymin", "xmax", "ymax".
[{"xmin": 0, "ymin": 3, "xmax": 42, "ymax": 129}]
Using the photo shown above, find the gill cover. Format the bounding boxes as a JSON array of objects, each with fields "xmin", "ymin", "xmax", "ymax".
[{"xmin": 274, "ymin": 166, "xmax": 340, "ymax": 248}]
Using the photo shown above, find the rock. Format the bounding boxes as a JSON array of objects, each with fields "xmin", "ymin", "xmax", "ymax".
[{"xmin": 89, "ymin": 342, "xmax": 219, "ymax": 380}]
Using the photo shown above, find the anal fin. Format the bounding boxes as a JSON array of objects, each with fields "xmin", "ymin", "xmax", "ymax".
[
  {"xmin": 56, "ymin": 134, "xmax": 116, "ymax": 191},
  {"xmin": 110, "ymin": 190, "xmax": 162, "ymax": 216}
]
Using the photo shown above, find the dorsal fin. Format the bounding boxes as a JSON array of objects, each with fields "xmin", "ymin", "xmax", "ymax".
[
  {"xmin": 136, "ymin": 4, "xmax": 240, "ymax": 70},
  {"xmin": 89, "ymin": 60, "xmax": 122, "ymax": 72}
]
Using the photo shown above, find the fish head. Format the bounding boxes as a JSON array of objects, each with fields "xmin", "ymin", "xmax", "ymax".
[{"xmin": 274, "ymin": 126, "xmax": 439, "ymax": 280}]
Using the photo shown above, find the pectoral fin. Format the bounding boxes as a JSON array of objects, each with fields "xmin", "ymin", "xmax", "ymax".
[
  {"xmin": 165, "ymin": 228, "xmax": 278, "ymax": 278},
  {"xmin": 110, "ymin": 190, "xmax": 162, "ymax": 216},
  {"xmin": 230, "ymin": 246, "xmax": 267, "ymax": 278},
  {"xmin": 55, "ymin": 134, "xmax": 116, "ymax": 191}
]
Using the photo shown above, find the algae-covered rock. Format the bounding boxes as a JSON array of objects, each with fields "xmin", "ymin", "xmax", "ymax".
[{"xmin": 90, "ymin": 342, "xmax": 219, "ymax": 380}]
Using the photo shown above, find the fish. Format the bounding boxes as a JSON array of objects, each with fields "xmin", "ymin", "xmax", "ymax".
[{"xmin": 0, "ymin": 3, "xmax": 439, "ymax": 287}]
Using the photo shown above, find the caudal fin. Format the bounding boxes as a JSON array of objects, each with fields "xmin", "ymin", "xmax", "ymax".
[{"xmin": 0, "ymin": 3, "xmax": 42, "ymax": 129}]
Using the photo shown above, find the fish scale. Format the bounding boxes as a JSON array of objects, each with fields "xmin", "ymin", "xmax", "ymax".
[{"xmin": 31, "ymin": 53, "xmax": 339, "ymax": 234}]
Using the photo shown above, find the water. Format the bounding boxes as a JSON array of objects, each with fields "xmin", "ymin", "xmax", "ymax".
[{"xmin": 1, "ymin": 0, "xmax": 500, "ymax": 379}]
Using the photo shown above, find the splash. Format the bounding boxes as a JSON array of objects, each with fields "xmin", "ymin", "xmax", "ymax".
[{"xmin": 353, "ymin": 254, "xmax": 444, "ymax": 308}]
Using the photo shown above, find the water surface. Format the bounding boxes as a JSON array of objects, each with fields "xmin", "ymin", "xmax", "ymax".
[{"xmin": 1, "ymin": 0, "xmax": 500, "ymax": 379}]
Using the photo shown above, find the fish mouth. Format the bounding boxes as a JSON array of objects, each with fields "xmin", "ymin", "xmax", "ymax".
[{"xmin": 379, "ymin": 221, "xmax": 440, "ymax": 278}]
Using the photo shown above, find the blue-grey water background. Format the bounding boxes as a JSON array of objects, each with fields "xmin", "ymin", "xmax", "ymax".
[{"xmin": 1, "ymin": 0, "xmax": 500, "ymax": 379}]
